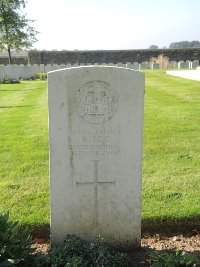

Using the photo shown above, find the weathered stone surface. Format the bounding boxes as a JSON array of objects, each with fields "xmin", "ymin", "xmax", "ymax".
[{"xmin": 48, "ymin": 66, "xmax": 144, "ymax": 249}]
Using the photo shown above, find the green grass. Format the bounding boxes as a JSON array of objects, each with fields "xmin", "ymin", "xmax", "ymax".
[
  {"xmin": 0, "ymin": 72, "xmax": 199, "ymax": 233},
  {"xmin": 0, "ymin": 81, "xmax": 49, "ymax": 228},
  {"xmin": 142, "ymin": 70, "xmax": 200, "ymax": 230}
]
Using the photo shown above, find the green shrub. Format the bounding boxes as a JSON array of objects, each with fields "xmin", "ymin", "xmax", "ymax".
[
  {"xmin": 149, "ymin": 250, "xmax": 199, "ymax": 267},
  {"xmin": 0, "ymin": 212, "xmax": 34, "ymax": 266},
  {"xmin": 34, "ymin": 72, "xmax": 47, "ymax": 80},
  {"xmin": 31, "ymin": 253, "xmax": 50, "ymax": 267},
  {"xmin": 51, "ymin": 235, "xmax": 128, "ymax": 267}
]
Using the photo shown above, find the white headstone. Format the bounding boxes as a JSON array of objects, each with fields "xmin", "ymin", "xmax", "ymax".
[
  {"xmin": 166, "ymin": 62, "xmax": 175, "ymax": 69},
  {"xmin": 140, "ymin": 62, "xmax": 149, "ymax": 69},
  {"xmin": 0, "ymin": 66, "xmax": 5, "ymax": 82},
  {"xmin": 5, "ymin": 64, "xmax": 20, "ymax": 82},
  {"xmin": 57, "ymin": 64, "xmax": 66, "ymax": 70},
  {"xmin": 19, "ymin": 64, "xmax": 40, "ymax": 80},
  {"xmin": 48, "ymin": 66, "xmax": 144, "ymax": 249},
  {"xmin": 44, "ymin": 64, "xmax": 61, "ymax": 73},
  {"xmin": 107, "ymin": 63, "xmax": 116, "ymax": 66},
  {"xmin": 126, "ymin": 62, "xmax": 139, "ymax": 70},
  {"xmin": 178, "ymin": 62, "xmax": 189, "ymax": 69},
  {"xmin": 150, "ymin": 63, "xmax": 159, "ymax": 69},
  {"xmin": 51, "ymin": 64, "xmax": 61, "ymax": 71},
  {"xmin": 44, "ymin": 64, "xmax": 52, "ymax": 73},
  {"xmin": 39, "ymin": 64, "xmax": 45, "ymax": 72},
  {"xmin": 191, "ymin": 61, "xmax": 199, "ymax": 69},
  {"xmin": 66, "ymin": 63, "xmax": 73, "ymax": 67},
  {"xmin": 117, "ymin": 62, "xmax": 126, "ymax": 68}
]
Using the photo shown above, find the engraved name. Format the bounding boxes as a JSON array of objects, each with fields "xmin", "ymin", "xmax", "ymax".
[{"xmin": 69, "ymin": 128, "xmax": 120, "ymax": 160}]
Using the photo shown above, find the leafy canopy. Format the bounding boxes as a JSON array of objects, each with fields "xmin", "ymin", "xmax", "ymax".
[{"xmin": 0, "ymin": 0, "xmax": 38, "ymax": 52}]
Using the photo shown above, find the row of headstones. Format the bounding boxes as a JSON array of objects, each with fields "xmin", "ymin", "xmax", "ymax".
[{"xmin": 0, "ymin": 60, "xmax": 199, "ymax": 82}]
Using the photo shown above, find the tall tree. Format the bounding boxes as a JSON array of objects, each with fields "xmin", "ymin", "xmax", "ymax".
[{"xmin": 0, "ymin": 0, "xmax": 38, "ymax": 64}]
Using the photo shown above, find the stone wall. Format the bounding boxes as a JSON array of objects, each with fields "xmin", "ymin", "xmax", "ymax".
[{"xmin": 28, "ymin": 48, "xmax": 200, "ymax": 65}]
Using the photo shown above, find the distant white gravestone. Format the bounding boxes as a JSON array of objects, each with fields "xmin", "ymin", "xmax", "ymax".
[{"xmin": 48, "ymin": 66, "xmax": 144, "ymax": 249}]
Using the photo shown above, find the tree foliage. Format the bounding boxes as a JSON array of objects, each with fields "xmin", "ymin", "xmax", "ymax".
[
  {"xmin": 169, "ymin": 40, "xmax": 200, "ymax": 49},
  {"xmin": 149, "ymin": 44, "xmax": 159, "ymax": 49},
  {"xmin": 0, "ymin": 0, "xmax": 38, "ymax": 64}
]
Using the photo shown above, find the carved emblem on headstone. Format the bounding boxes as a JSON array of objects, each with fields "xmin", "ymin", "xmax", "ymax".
[{"xmin": 76, "ymin": 80, "xmax": 118, "ymax": 124}]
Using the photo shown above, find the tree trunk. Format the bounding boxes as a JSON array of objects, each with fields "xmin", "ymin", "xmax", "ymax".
[{"xmin": 7, "ymin": 46, "xmax": 12, "ymax": 64}]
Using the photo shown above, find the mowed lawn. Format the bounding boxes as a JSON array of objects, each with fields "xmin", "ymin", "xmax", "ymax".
[
  {"xmin": 0, "ymin": 81, "xmax": 49, "ymax": 227},
  {"xmin": 143, "ymin": 70, "xmax": 200, "ymax": 229},
  {"xmin": 0, "ymin": 71, "xmax": 199, "ymax": 232}
]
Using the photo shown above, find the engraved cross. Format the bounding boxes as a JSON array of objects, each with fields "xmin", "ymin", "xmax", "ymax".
[{"xmin": 76, "ymin": 160, "xmax": 115, "ymax": 226}]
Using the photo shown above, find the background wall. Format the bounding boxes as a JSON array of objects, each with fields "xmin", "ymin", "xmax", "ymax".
[
  {"xmin": 1, "ymin": 49, "xmax": 200, "ymax": 65},
  {"xmin": 28, "ymin": 48, "xmax": 200, "ymax": 65}
]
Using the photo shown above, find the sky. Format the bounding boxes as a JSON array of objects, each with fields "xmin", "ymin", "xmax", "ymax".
[{"xmin": 24, "ymin": 0, "xmax": 200, "ymax": 51}]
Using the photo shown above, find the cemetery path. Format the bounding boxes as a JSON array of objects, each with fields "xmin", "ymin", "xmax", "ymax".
[{"xmin": 32, "ymin": 233, "xmax": 200, "ymax": 266}]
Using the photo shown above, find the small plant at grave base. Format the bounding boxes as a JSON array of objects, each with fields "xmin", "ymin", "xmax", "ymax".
[
  {"xmin": 50, "ymin": 235, "xmax": 128, "ymax": 267},
  {"xmin": 34, "ymin": 72, "xmax": 47, "ymax": 80},
  {"xmin": 0, "ymin": 212, "xmax": 35, "ymax": 267},
  {"xmin": 149, "ymin": 250, "xmax": 199, "ymax": 267},
  {"xmin": 31, "ymin": 253, "xmax": 50, "ymax": 267}
]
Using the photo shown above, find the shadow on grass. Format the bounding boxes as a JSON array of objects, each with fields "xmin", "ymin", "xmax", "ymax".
[
  {"xmin": 0, "ymin": 105, "xmax": 38, "ymax": 108},
  {"xmin": 0, "ymin": 87, "xmax": 45, "ymax": 92},
  {"xmin": 0, "ymin": 89, "xmax": 22, "ymax": 92},
  {"xmin": 25, "ymin": 216, "xmax": 200, "ymax": 240},
  {"xmin": 142, "ymin": 216, "xmax": 200, "ymax": 236}
]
